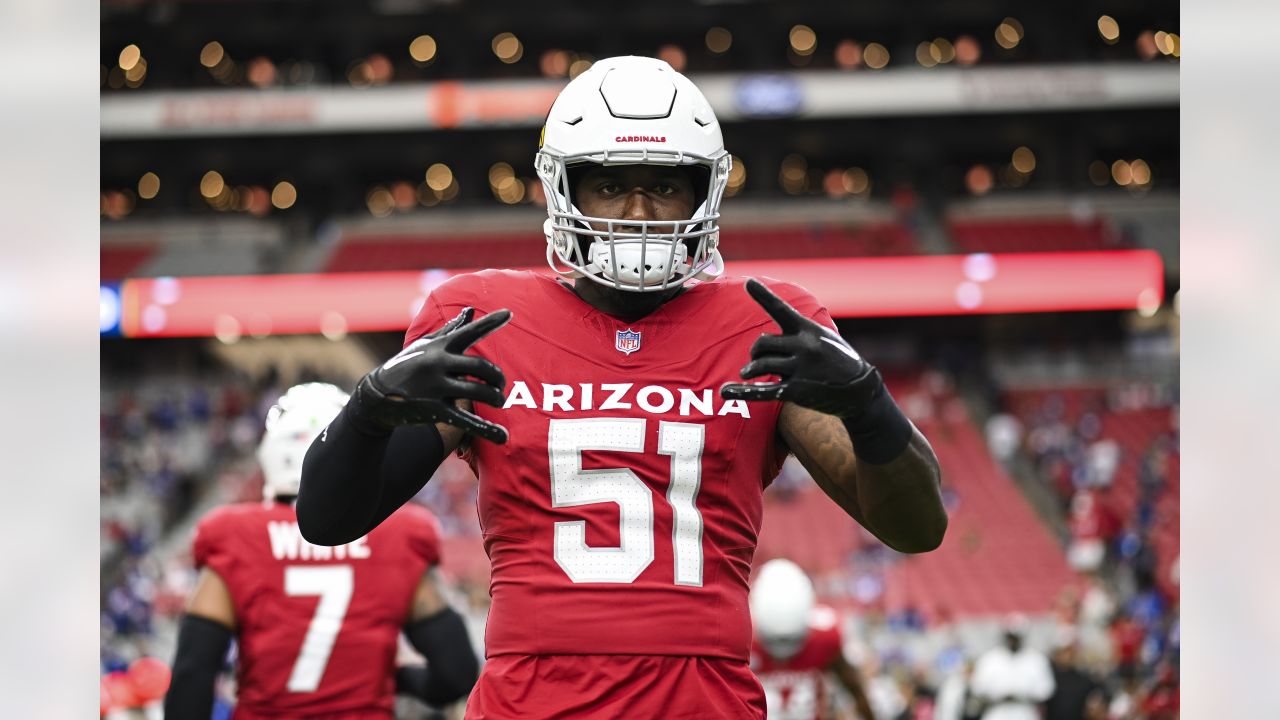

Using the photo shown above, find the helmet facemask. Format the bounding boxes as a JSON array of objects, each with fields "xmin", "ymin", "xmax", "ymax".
[{"xmin": 539, "ymin": 152, "xmax": 730, "ymax": 292}]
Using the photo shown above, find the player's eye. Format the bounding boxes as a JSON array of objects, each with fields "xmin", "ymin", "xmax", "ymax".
[{"xmin": 596, "ymin": 182, "xmax": 623, "ymax": 195}]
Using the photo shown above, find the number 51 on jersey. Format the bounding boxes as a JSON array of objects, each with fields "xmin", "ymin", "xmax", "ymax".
[{"xmin": 549, "ymin": 418, "xmax": 705, "ymax": 587}]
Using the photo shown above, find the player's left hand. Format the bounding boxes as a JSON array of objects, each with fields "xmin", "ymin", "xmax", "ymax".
[{"xmin": 720, "ymin": 278, "xmax": 882, "ymax": 418}]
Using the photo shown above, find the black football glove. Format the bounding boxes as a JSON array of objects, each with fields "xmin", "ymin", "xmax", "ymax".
[
  {"xmin": 720, "ymin": 278, "xmax": 884, "ymax": 419},
  {"xmin": 352, "ymin": 307, "xmax": 512, "ymax": 443}
]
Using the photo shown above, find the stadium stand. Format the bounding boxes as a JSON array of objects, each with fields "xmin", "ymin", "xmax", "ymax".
[
  {"xmin": 948, "ymin": 217, "xmax": 1125, "ymax": 254},
  {"xmin": 758, "ymin": 373, "xmax": 1078, "ymax": 622},
  {"xmin": 322, "ymin": 222, "xmax": 917, "ymax": 272}
]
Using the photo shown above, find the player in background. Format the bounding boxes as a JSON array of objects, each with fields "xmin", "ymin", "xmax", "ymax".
[
  {"xmin": 164, "ymin": 383, "xmax": 478, "ymax": 719},
  {"xmin": 298, "ymin": 56, "xmax": 947, "ymax": 718},
  {"xmin": 750, "ymin": 559, "xmax": 877, "ymax": 720}
]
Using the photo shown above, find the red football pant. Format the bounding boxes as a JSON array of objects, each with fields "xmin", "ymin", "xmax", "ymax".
[{"xmin": 464, "ymin": 654, "xmax": 766, "ymax": 719}]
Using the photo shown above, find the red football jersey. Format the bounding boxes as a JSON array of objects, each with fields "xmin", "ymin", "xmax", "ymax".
[
  {"xmin": 404, "ymin": 270, "xmax": 834, "ymax": 661},
  {"xmin": 750, "ymin": 606, "xmax": 845, "ymax": 720},
  {"xmin": 193, "ymin": 501, "xmax": 441, "ymax": 719}
]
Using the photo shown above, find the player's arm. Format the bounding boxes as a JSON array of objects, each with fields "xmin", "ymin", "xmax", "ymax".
[
  {"xmin": 297, "ymin": 307, "xmax": 511, "ymax": 546},
  {"xmin": 779, "ymin": 404, "xmax": 945, "ymax": 553},
  {"xmin": 164, "ymin": 569, "xmax": 236, "ymax": 719},
  {"xmin": 829, "ymin": 653, "xmax": 877, "ymax": 720},
  {"xmin": 722, "ymin": 279, "xmax": 947, "ymax": 554},
  {"xmin": 395, "ymin": 568, "xmax": 480, "ymax": 706}
]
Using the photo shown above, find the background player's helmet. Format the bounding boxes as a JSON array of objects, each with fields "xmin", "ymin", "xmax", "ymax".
[
  {"xmin": 536, "ymin": 55, "xmax": 731, "ymax": 292},
  {"xmin": 749, "ymin": 558, "xmax": 816, "ymax": 661},
  {"xmin": 257, "ymin": 382, "xmax": 349, "ymax": 500}
]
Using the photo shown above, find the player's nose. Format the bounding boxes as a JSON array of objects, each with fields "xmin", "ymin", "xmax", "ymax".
[{"xmin": 619, "ymin": 189, "xmax": 657, "ymax": 226}]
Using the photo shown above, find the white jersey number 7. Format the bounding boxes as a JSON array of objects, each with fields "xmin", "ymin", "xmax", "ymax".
[{"xmin": 283, "ymin": 565, "xmax": 354, "ymax": 692}]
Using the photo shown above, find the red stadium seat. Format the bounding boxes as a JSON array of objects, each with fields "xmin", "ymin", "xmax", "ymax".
[
  {"xmin": 322, "ymin": 223, "xmax": 919, "ymax": 272},
  {"xmin": 101, "ymin": 244, "xmax": 157, "ymax": 281},
  {"xmin": 948, "ymin": 218, "xmax": 1127, "ymax": 254}
]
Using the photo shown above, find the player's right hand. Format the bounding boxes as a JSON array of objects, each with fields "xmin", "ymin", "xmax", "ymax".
[{"xmin": 353, "ymin": 307, "xmax": 512, "ymax": 443}]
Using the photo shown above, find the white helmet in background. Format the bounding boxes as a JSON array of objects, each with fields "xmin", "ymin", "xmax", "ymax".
[
  {"xmin": 749, "ymin": 558, "xmax": 816, "ymax": 661},
  {"xmin": 536, "ymin": 55, "xmax": 731, "ymax": 292},
  {"xmin": 257, "ymin": 382, "xmax": 349, "ymax": 501}
]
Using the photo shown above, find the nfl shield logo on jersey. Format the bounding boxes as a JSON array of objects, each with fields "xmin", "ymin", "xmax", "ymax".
[{"xmin": 615, "ymin": 328, "xmax": 642, "ymax": 355}]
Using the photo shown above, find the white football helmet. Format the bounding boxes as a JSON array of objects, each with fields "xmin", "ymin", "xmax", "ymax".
[
  {"xmin": 257, "ymin": 382, "xmax": 349, "ymax": 501},
  {"xmin": 749, "ymin": 559, "xmax": 816, "ymax": 661},
  {"xmin": 536, "ymin": 55, "xmax": 731, "ymax": 292}
]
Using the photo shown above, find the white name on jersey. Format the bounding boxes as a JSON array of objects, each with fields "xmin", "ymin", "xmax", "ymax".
[
  {"xmin": 267, "ymin": 521, "xmax": 371, "ymax": 561},
  {"xmin": 503, "ymin": 381, "xmax": 752, "ymax": 418}
]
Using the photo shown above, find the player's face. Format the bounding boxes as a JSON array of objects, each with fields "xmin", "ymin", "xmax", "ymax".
[{"xmin": 573, "ymin": 165, "xmax": 697, "ymax": 230}]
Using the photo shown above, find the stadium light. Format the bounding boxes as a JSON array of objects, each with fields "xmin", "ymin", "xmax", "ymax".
[
  {"xmin": 200, "ymin": 171, "xmax": 225, "ymax": 199},
  {"xmin": 1098, "ymin": 16, "xmax": 1121, "ymax": 44},
  {"xmin": 954, "ymin": 35, "xmax": 981, "ymax": 65},
  {"xmin": 409, "ymin": 35, "xmax": 437, "ymax": 63},
  {"xmin": 492, "ymin": 32, "xmax": 523, "ymax": 64},
  {"xmin": 916, "ymin": 42, "xmax": 939, "ymax": 68},
  {"xmin": 705, "ymin": 27, "xmax": 732, "ymax": 54},
  {"xmin": 995, "ymin": 18, "xmax": 1024, "ymax": 50},
  {"xmin": 966, "ymin": 165, "xmax": 994, "ymax": 195},
  {"xmin": 1011, "ymin": 146, "xmax": 1036, "ymax": 173},
  {"xmin": 425, "ymin": 163, "xmax": 453, "ymax": 192},
  {"xmin": 137, "ymin": 172, "xmax": 160, "ymax": 200},
  {"xmin": 863, "ymin": 43, "xmax": 890, "ymax": 69},
  {"xmin": 834, "ymin": 40, "xmax": 862, "ymax": 68},
  {"xmin": 657, "ymin": 44, "xmax": 686, "ymax": 72},
  {"xmin": 725, "ymin": 156, "xmax": 747, "ymax": 197},
  {"xmin": 790, "ymin": 25, "xmax": 817, "ymax": 55},
  {"xmin": 540, "ymin": 49, "xmax": 569, "ymax": 77},
  {"xmin": 200, "ymin": 42, "xmax": 225, "ymax": 68},
  {"xmin": 271, "ymin": 182, "xmax": 297, "ymax": 209},
  {"xmin": 119, "ymin": 44, "xmax": 142, "ymax": 71}
]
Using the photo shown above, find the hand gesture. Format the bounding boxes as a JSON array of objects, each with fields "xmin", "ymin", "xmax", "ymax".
[
  {"xmin": 720, "ymin": 279, "xmax": 879, "ymax": 418},
  {"xmin": 356, "ymin": 307, "xmax": 512, "ymax": 442}
]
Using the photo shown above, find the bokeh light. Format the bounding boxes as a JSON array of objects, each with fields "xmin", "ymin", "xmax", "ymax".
[
  {"xmin": 540, "ymin": 49, "xmax": 569, "ymax": 77},
  {"xmin": 965, "ymin": 165, "xmax": 994, "ymax": 195},
  {"xmin": 725, "ymin": 156, "xmax": 747, "ymax": 197},
  {"xmin": 779, "ymin": 154, "xmax": 808, "ymax": 194},
  {"xmin": 657, "ymin": 44, "xmax": 686, "ymax": 72},
  {"xmin": 137, "ymin": 172, "xmax": 160, "ymax": 200},
  {"xmin": 835, "ymin": 40, "xmax": 862, "ymax": 69},
  {"xmin": 863, "ymin": 43, "xmax": 890, "ymax": 69},
  {"xmin": 995, "ymin": 17, "xmax": 1024, "ymax": 50},
  {"xmin": 1011, "ymin": 146, "xmax": 1036, "ymax": 174},
  {"xmin": 1111, "ymin": 159, "xmax": 1133, "ymax": 185},
  {"xmin": 705, "ymin": 27, "xmax": 732, "ymax": 54},
  {"xmin": 199, "ymin": 41, "xmax": 225, "ymax": 68},
  {"xmin": 366, "ymin": 186, "xmax": 394, "ymax": 217},
  {"xmin": 843, "ymin": 167, "xmax": 870, "ymax": 195},
  {"xmin": 271, "ymin": 182, "xmax": 297, "ymax": 209},
  {"xmin": 425, "ymin": 163, "xmax": 453, "ymax": 192},
  {"xmin": 1098, "ymin": 15, "xmax": 1120, "ymax": 44},
  {"xmin": 789, "ymin": 25, "xmax": 817, "ymax": 56},
  {"xmin": 118, "ymin": 44, "xmax": 142, "ymax": 71},
  {"xmin": 954, "ymin": 35, "xmax": 981, "ymax": 65},
  {"xmin": 492, "ymin": 32, "xmax": 523, "ymax": 64},
  {"xmin": 200, "ymin": 171, "xmax": 225, "ymax": 199},
  {"xmin": 409, "ymin": 35, "xmax": 437, "ymax": 63}
]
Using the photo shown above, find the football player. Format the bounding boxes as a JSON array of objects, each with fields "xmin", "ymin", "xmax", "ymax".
[
  {"xmin": 750, "ymin": 559, "xmax": 876, "ymax": 720},
  {"xmin": 164, "ymin": 383, "xmax": 478, "ymax": 719},
  {"xmin": 298, "ymin": 56, "xmax": 947, "ymax": 718}
]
